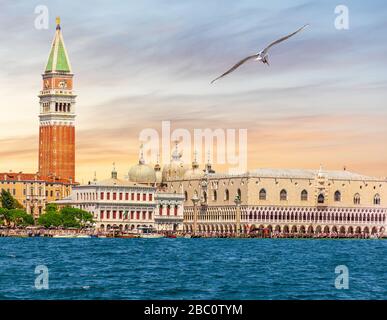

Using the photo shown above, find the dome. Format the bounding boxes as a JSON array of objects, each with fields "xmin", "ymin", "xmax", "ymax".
[
  {"xmin": 129, "ymin": 162, "xmax": 156, "ymax": 184},
  {"xmin": 183, "ymin": 155, "xmax": 203, "ymax": 179},
  {"xmin": 128, "ymin": 147, "xmax": 156, "ymax": 184},
  {"xmin": 154, "ymin": 163, "xmax": 162, "ymax": 183},
  {"xmin": 161, "ymin": 141, "xmax": 188, "ymax": 181},
  {"xmin": 162, "ymin": 163, "xmax": 187, "ymax": 181}
]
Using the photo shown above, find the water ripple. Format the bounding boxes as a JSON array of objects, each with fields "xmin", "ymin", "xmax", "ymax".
[{"xmin": 0, "ymin": 238, "xmax": 385, "ymax": 299}]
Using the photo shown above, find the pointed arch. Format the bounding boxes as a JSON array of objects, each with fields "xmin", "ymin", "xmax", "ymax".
[
  {"xmin": 374, "ymin": 194, "xmax": 381, "ymax": 205},
  {"xmin": 280, "ymin": 189, "xmax": 287, "ymax": 201},
  {"xmin": 259, "ymin": 188, "xmax": 267, "ymax": 200},
  {"xmin": 334, "ymin": 190, "xmax": 341, "ymax": 202}
]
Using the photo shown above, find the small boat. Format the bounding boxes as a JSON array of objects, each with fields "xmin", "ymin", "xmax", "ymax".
[
  {"xmin": 115, "ymin": 234, "xmax": 139, "ymax": 239},
  {"xmin": 132, "ymin": 226, "xmax": 165, "ymax": 239},
  {"xmin": 52, "ymin": 234, "xmax": 77, "ymax": 238},
  {"xmin": 139, "ymin": 233, "xmax": 164, "ymax": 239},
  {"xmin": 76, "ymin": 235, "xmax": 91, "ymax": 238},
  {"xmin": 184, "ymin": 234, "xmax": 191, "ymax": 239}
]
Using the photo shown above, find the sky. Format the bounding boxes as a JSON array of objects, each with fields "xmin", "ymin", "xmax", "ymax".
[{"xmin": 0, "ymin": 0, "xmax": 386, "ymax": 182}]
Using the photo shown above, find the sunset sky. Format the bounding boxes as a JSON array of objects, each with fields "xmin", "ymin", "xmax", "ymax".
[{"xmin": 0, "ymin": 0, "xmax": 386, "ymax": 182}]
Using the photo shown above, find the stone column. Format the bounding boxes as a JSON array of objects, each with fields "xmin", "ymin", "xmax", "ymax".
[
  {"xmin": 235, "ymin": 194, "xmax": 241, "ymax": 237},
  {"xmin": 192, "ymin": 194, "xmax": 199, "ymax": 235}
]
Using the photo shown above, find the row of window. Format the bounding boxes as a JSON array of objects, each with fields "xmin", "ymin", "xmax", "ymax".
[
  {"xmin": 185, "ymin": 188, "xmax": 382, "ymax": 206},
  {"xmin": 100, "ymin": 210, "xmax": 152, "ymax": 220},
  {"xmin": 260, "ymin": 189, "xmax": 381, "ymax": 205},
  {"xmin": 248, "ymin": 211, "xmax": 386, "ymax": 223},
  {"xmin": 2, "ymin": 188, "xmax": 62, "ymax": 198},
  {"xmin": 78, "ymin": 192, "xmax": 153, "ymax": 202},
  {"xmin": 158, "ymin": 205, "xmax": 179, "ymax": 216},
  {"xmin": 55, "ymin": 102, "xmax": 71, "ymax": 112},
  {"xmin": 184, "ymin": 189, "xmax": 241, "ymax": 202}
]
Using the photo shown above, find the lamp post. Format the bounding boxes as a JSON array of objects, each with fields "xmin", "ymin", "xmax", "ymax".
[
  {"xmin": 234, "ymin": 194, "xmax": 242, "ymax": 237},
  {"xmin": 192, "ymin": 194, "xmax": 199, "ymax": 236}
]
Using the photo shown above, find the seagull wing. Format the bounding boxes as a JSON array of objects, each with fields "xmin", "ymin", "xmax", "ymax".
[
  {"xmin": 211, "ymin": 54, "xmax": 258, "ymax": 83},
  {"xmin": 261, "ymin": 24, "xmax": 309, "ymax": 55}
]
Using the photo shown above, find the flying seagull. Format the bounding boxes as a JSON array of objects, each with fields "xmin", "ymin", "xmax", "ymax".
[{"xmin": 211, "ymin": 24, "xmax": 309, "ymax": 84}]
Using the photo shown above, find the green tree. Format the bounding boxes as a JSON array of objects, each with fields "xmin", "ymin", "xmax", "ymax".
[
  {"xmin": 45, "ymin": 203, "xmax": 59, "ymax": 213},
  {"xmin": 0, "ymin": 207, "xmax": 10, "ymax": 226},
  {"xmin": 8, "ymin": 209, "xmax": 34, "ymax": 227},
  {"xmin": 0, "ymin": 189, "xmax": 23, "ymax": 210},
  {"xmin": 60, "ymin": 207, "xmax": 93, "ymax": 228},
  {"xmin": 38, "ymin": 210, "xmax": 62, "ymax": 228}
]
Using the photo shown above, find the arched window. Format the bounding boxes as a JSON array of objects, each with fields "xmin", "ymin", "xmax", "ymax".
[
  {"xmin": 280, "ymin": 189, "xmax": 287, "ymax": 201},
  {"xmin": 184, "ymin": 191, "xmax": 188, "ymax": 201},
  {"xmin": 318, "ymin": 194, "xmax": 325, "ymax": 204},
  {"xmin": 353, "ymin": 193, "xmax": 361, "ymax": 205},
  {"xmin": 213, "ymin": 190, "xmax": 217, "ymax": 201},
  {"xmin": 259, "ymin": 188, "xmax": 266, "ymax": 200},
  {"xmin": 301, "ymin": 190, "xmax": 308, "ymax": 201},
  {"xmin": 374, "ymin": 194, "xmax": 381, "ymax": 205},
  {"xmin": 224, "ymin": 189, "xmax": 229, "ymax": 201},
  {"xmin": 237, "ymin": 188, "xmax": 241, "ymax": 201},
  {"xmin": 334, "ymin": 190, "xmax": 341, "ymax": 202}
]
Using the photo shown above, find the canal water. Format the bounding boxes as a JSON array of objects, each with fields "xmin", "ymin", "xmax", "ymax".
[{"xmin": 0, "ymin": 238, "xmax": 386, "ymax": 299}]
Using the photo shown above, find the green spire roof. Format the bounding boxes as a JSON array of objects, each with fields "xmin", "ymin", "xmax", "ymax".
[{"xmin": 45, "ymin": 19, "xmax": 72, "ymax": 73}]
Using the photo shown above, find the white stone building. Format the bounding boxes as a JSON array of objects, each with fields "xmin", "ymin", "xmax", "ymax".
[{"xmin": 56, "ymin": 164, "xmax": 184, "ymax": 232}]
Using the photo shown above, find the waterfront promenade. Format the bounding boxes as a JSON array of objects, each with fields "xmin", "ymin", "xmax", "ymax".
[{"xmin": 0, "ymin": 227, "xmax": 384, "ymax": 239}]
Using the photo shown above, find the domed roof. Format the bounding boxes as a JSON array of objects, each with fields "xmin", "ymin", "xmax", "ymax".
[
  {"xmin": 154, "ymin": 162, "xmax": 162, "ymax": 183},
  {"xmin": 129, "ymin": 161, "xmax": 156, "ymax": 184},
  {"xmin": 161, "ymin": 142, "xmax": 187, "ymax": 181},
  {"xmin": 162, "ymin": 163, "xmax": 187, "ymax": 181},
  {"xmin": 128, "ymin": 148, "xmax": 156, "ymax": 184},
  {"xmin": 183, "ymin": 152, "xmax": 203, "ymax": 179}
]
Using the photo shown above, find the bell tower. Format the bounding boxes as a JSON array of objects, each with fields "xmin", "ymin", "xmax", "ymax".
[{"xmin": 38, "ymin": 17, "xmax": 76, "ymax": 182}]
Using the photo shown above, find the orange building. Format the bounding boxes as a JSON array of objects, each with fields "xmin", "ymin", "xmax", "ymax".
[
  {"xmin": 0, "ymin": 172, "xmax": 72, "ymax": 219},
  {"xmin": 38, "ymin": 17, "xmax": 76, "ymax": 182}
]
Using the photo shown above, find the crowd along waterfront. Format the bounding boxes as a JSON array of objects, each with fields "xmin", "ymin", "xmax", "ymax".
[
  {"xmin": 0, "ymin": 238, "xmax": 386, "ymax": 300},
  {"xmin": 0, "ymin": 225, "xmax": 385, "ymax": 239}
]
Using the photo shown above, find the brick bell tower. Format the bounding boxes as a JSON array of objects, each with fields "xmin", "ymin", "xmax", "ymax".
[{"xmin": 38, "ymin": 17, "xmax": 76, "ymax": 182}]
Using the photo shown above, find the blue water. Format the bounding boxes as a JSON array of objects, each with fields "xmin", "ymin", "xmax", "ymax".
[{"xmin": 0, "ymin": 238, "xmax": 386, "ymax": 300}]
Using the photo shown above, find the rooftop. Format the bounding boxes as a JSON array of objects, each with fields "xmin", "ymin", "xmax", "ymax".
[{"xmin": 45, "ymin": 17, "xmax": 72, "ymax": 73}]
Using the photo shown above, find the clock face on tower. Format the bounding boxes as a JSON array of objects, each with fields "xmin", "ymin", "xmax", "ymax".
[{"xmin": 58, "ymin": 80, "xmax": 67, "ymax": 88}]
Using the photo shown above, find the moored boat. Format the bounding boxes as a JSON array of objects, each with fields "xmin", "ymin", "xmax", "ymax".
[
  {"xmin": 130, "ymin": 226, "xmax": 165, "ymax": 238},
  {"xmin": 52, "ymin": 234, "xmax": 77, "ymax": 238}
]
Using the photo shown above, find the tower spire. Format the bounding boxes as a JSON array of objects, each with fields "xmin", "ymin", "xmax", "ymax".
[
  {"xmin": 56, "ymin": 16, "xmax": 61, "ymax": 30},
  {"xmin": 45, "ymin": 17, "xmax": 72, "ymax": 73},
  {"xmin": 111, "ymin": 162, "xmax": 117, "ymax": 179},
  {"xmin": 38, "ymin": 21, "xmax": 76, "ymax": 182},
  {"xmin": 139, "ymin": 143, "xmax": 145, "ymax": 165}
]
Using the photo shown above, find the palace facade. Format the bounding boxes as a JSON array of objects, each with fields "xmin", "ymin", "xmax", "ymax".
[
  {"xmin": 162, "ymin": 150, "xmax": 387, "ymax": 236},
  {"xmin": 59, "ymin": 141, "xmax": 387, "ymax": 237}
]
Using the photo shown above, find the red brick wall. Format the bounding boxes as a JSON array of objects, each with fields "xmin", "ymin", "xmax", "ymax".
[{"xmin": 39, "ymin": 125, "xmax": 75, "ymax": 181}]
